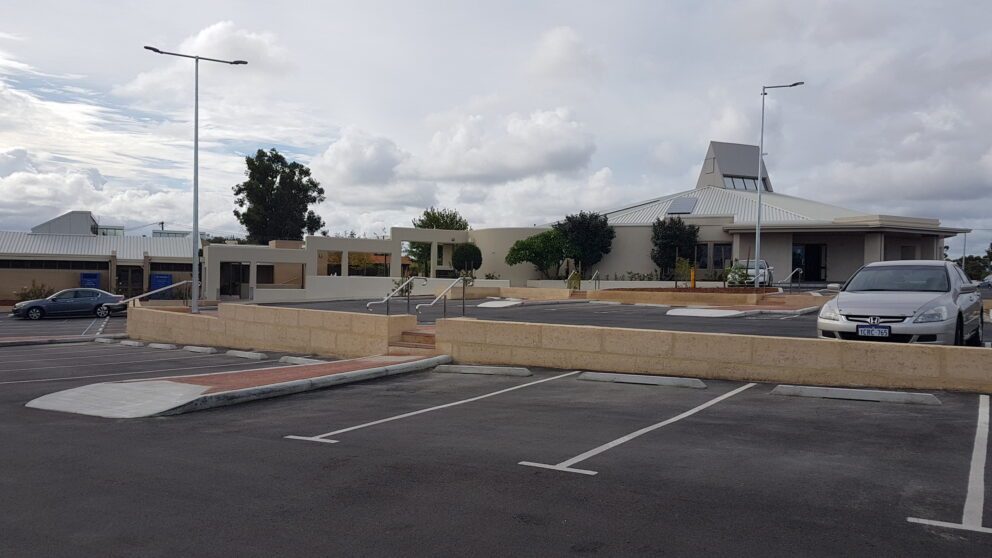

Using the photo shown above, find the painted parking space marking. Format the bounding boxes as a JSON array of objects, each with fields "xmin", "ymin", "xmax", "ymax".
[
  {"xmin": 1, "ymin": 347, "xmax": 159, "ymax": 365},
  {"xmin": 520, "ymin": 383, "xmax": 757, "ymax": 475},
  {"xmin": 907, "ymin": 394, "xmax": 991, "ymax": 535},
  {"xmin": 0, "ymin": 359, "xmax": 282, "ymax": 385},
  {"xmin": 0, "ymin": 353, "xmax": 216, "ymax": 374},
  {"xmin": 285, "ymin": 371, "xmax": 580, "ymax": 444},
  {"xmin": 79, "ymin": 318, "xmax": 98, "ymax": 336}
]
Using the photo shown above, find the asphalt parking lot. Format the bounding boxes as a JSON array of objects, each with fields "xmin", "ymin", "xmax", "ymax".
[
  {"xmin": 270, "ymin": 298, "xmax": 820, "ymax": 338},
  {"xmin": 2, "ymin": 343, "xmax": 990, "ymax": 556},
  {"xmin": 0, "ymin": 313, "xmax": 128, "ymax": 340}
]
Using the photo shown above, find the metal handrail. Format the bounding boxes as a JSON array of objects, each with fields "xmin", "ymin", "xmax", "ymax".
[
  {"xmin": 590, "ymin": 270, "xmax": 600, "ymax": 291},
  {"xmin": 367, "ymin": 276, "xmax": 428, "ymax": 315},
  {"xmin": 775, "ymin": 268, "xmax": 804, "ymax": 292},
  {"xmin": 416, "ymin": 276, "xmax": 471, "ymax": 319},
  {"xmin": 564, "ymin": 269, "xmax": 579, "ymax": 290},
  {"xmin": 124, "ymin": 280, "xmax": 192, "ymax": 307}
]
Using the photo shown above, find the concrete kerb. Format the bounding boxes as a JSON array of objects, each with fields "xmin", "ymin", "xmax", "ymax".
[
  {"xmin": 226, "ymin": 350, "xmax": 267, "ymax": 360},
  {"xmin": 0, "ymin": 333, "xmax": 127, "ymax": 349},
  {"xmin": 279, "ymin": 356, "xmax": 328, "ymax": 365},
  {"xmin": 147, "ymin": 343, "xmax": 178, "ymax": 350},
  {"xmin": 434, "ymin": 364, "xmax": 532, "ymax": 377},
  {"xmin": 577, "ymin": 371, "xmax": 707, "ymax": 388},
  {"xmin": 183, "ymin": 346, "xmax": 218, "ymax": 354},
  {"xmin": 771, "ymin": 384, "xmax": 942, "ymax": 405},
  {"xmin": 119, "ymin": 340, "xmax": 145, "ymax": 347},
  {"xmin": 159, "ymin": 354, "xmax": 453, "ymax": 416}
]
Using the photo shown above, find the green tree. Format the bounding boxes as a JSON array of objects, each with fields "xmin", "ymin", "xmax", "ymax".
[
  {"xmin": 505, "ymin": 229, "xmax": 571, "ymax": 279},
  {"xmin": 552, "ymin": 211, "xmax": 615, "ymax": 278},
  {"xmin": 650, "ymin": 216, "xmax": 700, "ymax": 277},
  {"xmin": 233, "ymin": 148, "xmax": 325, "ymax": 244},
  {"xmin": 960, "ymin": 255, "xmax": 988, "ymax": 280},
  {"xmin": 408, "ymin": 207, "xmax": 469, "ymax": 275},
  {"xmin": 452, "ymin": 243, "xmax": 483, "ymax": 277}
]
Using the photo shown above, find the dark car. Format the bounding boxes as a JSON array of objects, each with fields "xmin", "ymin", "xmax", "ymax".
[{"xmin": 10, "ymin": 288, "xmax": 124, "ymax": 320}]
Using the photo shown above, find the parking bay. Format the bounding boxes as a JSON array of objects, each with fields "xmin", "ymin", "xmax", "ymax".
[{"xmin": 2, "ymin": 348, "xmax": 989, "ymax": 556}]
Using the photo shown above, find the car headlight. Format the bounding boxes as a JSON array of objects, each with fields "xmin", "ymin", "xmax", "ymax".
[
  {"xmin": 13, "ymin": 301, "xmax": 25, "ymax": 308},
  {"xmin": 819, "ymin": 300, "xmax": 840, "ymax": 321},
  {"xmin": 914, "ymin": 306, "xmax": 949, "ymax": 323}
]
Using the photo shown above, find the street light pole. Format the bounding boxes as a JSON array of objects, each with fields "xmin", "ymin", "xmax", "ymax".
[
  {"xmin": 754, "ymin": 81, "xmax": 804, "ymax": 287},
  {"xmin": 144, "ymin": 46, "xmax": 246, "ymax": 313}
]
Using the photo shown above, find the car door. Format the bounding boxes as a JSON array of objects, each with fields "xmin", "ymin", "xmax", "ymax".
[
  {"xmin": 952, "ymin": 265, "xmax": 981, "ymax": 331},
  {"xmin": 46, "ymin": 290, "xmax": 78, "ymax": 315},
  {"xmin": 74, "ymin": 289, "xmax": 100, "ymax": 315}
]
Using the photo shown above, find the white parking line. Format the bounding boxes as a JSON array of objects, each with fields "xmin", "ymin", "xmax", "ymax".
[
  {"xmin": 285, "ymin": 371, "xmax": 581, "ymax": 444},
  {"xmin": 79, "ymin": 318, "xmax": 98, "ymax": 336},
  {"xmin": 907, "ymin": 394, "xmax": 992, "ymax": 534},
  {"xmin": 520, "ymin": 383, "xmax": 757, "ymax": 475},
  {"xmin": 1, "ymin": 347, "xmax": 158, "ymax": 365},
  {"xmin": 0, "ymin": 353, "xmax": 215, "ymax": 373},
  {"xmin": 0, "ymin": 359, "xmax": 279, "ymax": 385}
]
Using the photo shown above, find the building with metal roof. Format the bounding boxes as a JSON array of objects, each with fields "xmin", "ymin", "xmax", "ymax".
[
  {"xmin": 1, "ymin": 212, "xmax": 196, "ymax": 301},
  {"xmin": 594, "ymin": 141, "xmax": 968, "ymax": 283}
]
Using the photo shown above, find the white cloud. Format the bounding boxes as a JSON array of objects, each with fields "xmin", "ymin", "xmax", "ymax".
[
  {"xmin": 311, "ymin": 127, "xmax": 409, "ymax": 185},
  {"xmin": 528, "ymin": 26, "xmax": 603, "ymax": 82},
  {"xmin": 417, "ymin": 108, "xmax": 595, "ymax": 183}
]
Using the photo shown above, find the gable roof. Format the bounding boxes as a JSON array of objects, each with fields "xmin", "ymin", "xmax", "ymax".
[
  {"xmin": 603, "ymin": 186, "xmax": 865, "ymax": 225},
  {"xmin": 0, "ymin": 231, "xmax": 196, "ymax": 263}
]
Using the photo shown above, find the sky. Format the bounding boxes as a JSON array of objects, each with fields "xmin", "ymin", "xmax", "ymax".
[{"xmin": 1, "ymin": 1, "xmax": 990, "ymax": 256}]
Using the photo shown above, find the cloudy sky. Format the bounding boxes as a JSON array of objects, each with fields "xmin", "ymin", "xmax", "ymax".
[{"xmin": 1, "ymin": 1, "xmax": 990, "ymax": 254}]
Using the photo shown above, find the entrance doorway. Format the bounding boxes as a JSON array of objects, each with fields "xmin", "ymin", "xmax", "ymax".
[
  {"xmin": 792, "ymin": 244, "xmax": 827, "ymax": 282},
  {"xmin": 115, "ymin": 266, "xmax": 144, "ymax": 298},
  {"xmin": 219, "ymin": 262, "xmax": 250, "ymax": 298}
]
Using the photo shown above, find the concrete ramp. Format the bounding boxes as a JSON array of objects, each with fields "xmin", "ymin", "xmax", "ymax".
[
  {"xmin": 27, "ymin": 381, "xmax": 211, "ymax": 418},
  {"xmin": 26, "ymin": 354, "xmax": 451, "ymax": 419}
]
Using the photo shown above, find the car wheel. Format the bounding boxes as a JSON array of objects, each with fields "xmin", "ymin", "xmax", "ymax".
[
  {"xmin": 95, "ymin": 305, "xmax": 110, "ymax": 318},
  {"xmin": 954, "ymin": 315, "xmax": 964, "ymax": 346},
  {"xmin": 966, "ymin": 315, "xmax": 984, "ymax": 347},
  {"xmin": 26, "ymin": 307, "xmax": 44, "ymax": 320}
]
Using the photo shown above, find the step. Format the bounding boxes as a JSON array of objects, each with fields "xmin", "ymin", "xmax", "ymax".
[
  {"xmin": 390, "ymin": 341, "xmax": 436, "ymax": 349},
  {"xmin": 569, "ymin": 291, "xmax": 588, "ymax": 299},
  {"xmin": 400, "ymin": 331, "xmax": 436, "ymax": 345}
]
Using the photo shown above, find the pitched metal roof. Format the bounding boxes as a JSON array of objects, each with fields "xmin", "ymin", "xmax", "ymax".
[
  {"xmin": 604, "ymin": 186, "xmax": 865, "ymax": 225},
  {"xmin": 0, "ymin": 231, "xmax": 196, "ymax": 262}
]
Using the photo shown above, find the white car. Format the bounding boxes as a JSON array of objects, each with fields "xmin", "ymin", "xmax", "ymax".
[{"xmin": 817, "ymin": 260, "xmax": 983, "ymax": 346}]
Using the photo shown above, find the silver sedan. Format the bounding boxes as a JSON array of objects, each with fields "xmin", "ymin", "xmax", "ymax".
[{"xmin": 817, "ymin": 260, "xmax": 984, "ymax": 346}]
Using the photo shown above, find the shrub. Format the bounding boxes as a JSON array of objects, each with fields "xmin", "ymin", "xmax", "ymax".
[
  {"xmin": 15, "ymin": 280, "xmax": 56, "ymax": 302},
  {"xmin": 452, "ymin": 243, "xmax": 483, "ymax": 277}
]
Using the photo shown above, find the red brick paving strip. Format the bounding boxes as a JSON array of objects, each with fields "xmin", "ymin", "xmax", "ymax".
[{"xmin": 177, "ymin": 355, "xmax": 428, "ymax": 394}]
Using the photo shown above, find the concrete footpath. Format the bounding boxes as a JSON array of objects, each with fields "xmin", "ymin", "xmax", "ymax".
[{"xmin": 26, "ymin": 353, "xmax": 451, "ymax": 419}]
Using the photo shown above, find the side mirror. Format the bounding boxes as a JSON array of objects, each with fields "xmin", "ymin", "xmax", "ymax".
[
  {"xmin": 827, "ymin": 283, "xmax": 841, "ymax": 291},
  {"xmin": 959, "ymin": 284, "xmax": 977, "ymax": 294},
  {"xmin": 768, "ymin": 267, "xmax": 775, "ymax": 271}
]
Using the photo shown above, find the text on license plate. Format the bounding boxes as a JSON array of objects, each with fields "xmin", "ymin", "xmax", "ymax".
[{"xmin": 857, "ymin": 325, "xmax": 891, "ymax": 338}]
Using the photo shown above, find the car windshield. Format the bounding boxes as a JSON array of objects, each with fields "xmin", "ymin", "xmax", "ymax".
[
  {"xmin": 743, "ymin": 260, "xmax": 766, "ymax": 269},
  {"xmin": 845, "ymin": 266, "xmax": 949, "ymax": 292}
]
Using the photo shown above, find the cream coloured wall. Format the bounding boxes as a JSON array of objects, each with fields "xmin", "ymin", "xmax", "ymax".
[{"xmin": 469, "ymin": 227, "xmax": 548, "ymax": 286}]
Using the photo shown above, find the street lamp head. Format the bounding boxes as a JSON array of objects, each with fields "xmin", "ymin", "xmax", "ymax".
[
  {"xmin": 790, "ymin": 81, "xmax": 805, "ymax": 87},
  {"xmin": 144, "ymin": 45, "xmax": 162, "ymax": 53},
  {"xmin": 231, "ymin": 60, "xmax": 248, "ymax": 65}
]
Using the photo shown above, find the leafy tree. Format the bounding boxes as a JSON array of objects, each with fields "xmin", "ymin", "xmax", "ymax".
[
  {"xmin": 959, "ymin": 254, "xmax": 988, "ymax": 280},
  {"xmin": 505, "ymin": 229, "xmax": 571, "ymax": 279},
  {"xmin": 408, "ymin": 207, "xmax": 469, "ymax": 275},
  {"xmin": 233, "ymin": 148, "xmax": 325, "ymax": 244},
  {"xmin": 452, "ymin": 243, "xmax": 483, "ymax": 277},
  {"xmin": 651, "ymin": 217, "xmax": 700, "ymax": 277},
  {"xmin": 552, "ymin": 212, "xmax": 615, "ymax": 278}
]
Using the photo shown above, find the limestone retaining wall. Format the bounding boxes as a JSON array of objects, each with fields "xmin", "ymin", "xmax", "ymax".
[
  {"xmin": 127, "ymin": 304, "xmax": 416, "ymax": 358},
  {"xmin": 435, "ymin": 318, "xmax": 992, "ymax": 393}
]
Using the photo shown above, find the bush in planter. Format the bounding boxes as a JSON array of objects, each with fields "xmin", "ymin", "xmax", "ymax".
[
  {"xmin": 725, "ymin": 263, "xmax": 748, "ymax": 287},
  {"xmin": 452, "ymin": 243, "xmax": 483, "ymax": 278},
  {"xmin": 15, "ymin": 280, "xmax": 56, "ymax": 302}
]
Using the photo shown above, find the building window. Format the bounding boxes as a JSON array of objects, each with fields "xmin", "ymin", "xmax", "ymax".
[
  {"xmin": 0, "ymin": 259, "xmax": 109, "ymax": 270},
  {"xmin": 713, "ymin": 243, "xmax": 732, "ymax": 270},
  {"xmin": 150, "ymin": 262, "xmax": 193, "ymax": 272},
  {"xmin": 723, "ymin": 175, "xmax": 766, "ymax": 192},
  {"xmin": 695, "ymin": 244, "xmax": 709, "ymax": 269},
  {"xmin": 436, "ymin": 245, "xmax": 444, "ymax": 266}
]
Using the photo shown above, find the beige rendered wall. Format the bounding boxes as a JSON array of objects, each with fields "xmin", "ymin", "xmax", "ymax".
[
  {"xmin": 470, "ymin": 227, "xmax": 548, "ymax": 286},
  {"xmin": 435, "ymin": 318, "xmax": 992, "ymax": 393},
  {"xmin": 1, "ymin": 269, "xmax": 111, "ymax": 299},
  {"xmin": 735, "ymin": 233, "xmax": 793, "ymax": 278},
  {"xmin": 127, "ymin": 304, "xmax": 416, "ymax": 358}
]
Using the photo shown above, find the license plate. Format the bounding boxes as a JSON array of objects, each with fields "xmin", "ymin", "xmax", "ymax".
[{"xmin": 857, "ymin": 325, "xmax": 891, "ymax": 338}]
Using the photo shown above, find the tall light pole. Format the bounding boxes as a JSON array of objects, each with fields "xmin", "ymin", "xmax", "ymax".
[
  {"xmin": 755, "ymin": 81, "xmax": 804, "ymax": 287},
  {"xmin": 144, "ymin": 46, "xmax": 246, "ymax": 313}
]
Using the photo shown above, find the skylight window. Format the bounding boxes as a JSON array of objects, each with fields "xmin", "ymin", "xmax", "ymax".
[
  {"xmin": 668, "ymin": 197, "xmax": 698, "ymax": 214},
  {"xmin": 723, "ymin": 175, "xmax": 765, "ymax": 191}
]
